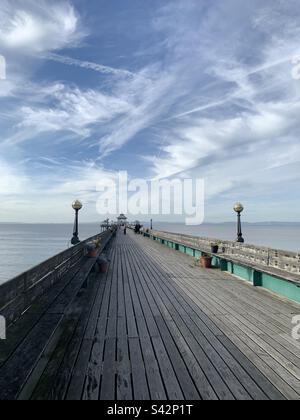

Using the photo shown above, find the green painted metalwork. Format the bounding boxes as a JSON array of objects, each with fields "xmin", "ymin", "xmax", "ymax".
[
  {"xmin": 179, "ymin": 245, "xmax": 186, "ymax": 253},
  {"xmin": 194, "ymin": 250, "xmax": 202, "ymax": 259},
  {"xmin": 220, "ymin": 259, "xmax": 228, "ymax": 271},
  {"xmin": 232, "ymin": 264, "xmax": 253, "ymax": 282},
  {"xmin": 186, "ymin": 247, "xmax": 195, "ymax": 257},
  {"xmin": 212, "ymin": 257, "xmax": 220, "ymax": 268},
  {"xmin": 260, "ymin": 273, "xmax": 300, "ymax": 304}
]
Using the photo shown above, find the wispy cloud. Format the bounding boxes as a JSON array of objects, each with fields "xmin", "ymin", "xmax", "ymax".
[
  {"xmin": 44, "ymin": 53, "xmax": 135, "ymax": 78},
  {"xmin": 2, "ymin": 83, "xmax": 133, "ymax": 144},
  {"xmin": 0, "ymin": 0, "xmax": 85, "ymax": 53},
  {"xmin": 1, "ymin": 0, "xmax": 300, "ymax": 222}
]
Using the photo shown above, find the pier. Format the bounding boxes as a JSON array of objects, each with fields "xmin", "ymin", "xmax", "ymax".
[{"xmin": 0, "ymin": 229, "xmax": 300, "ymax": 400}]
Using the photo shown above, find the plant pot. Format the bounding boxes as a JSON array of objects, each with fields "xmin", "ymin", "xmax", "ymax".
[
  {"xmin": 86, "ymin": 243, "xmax": 97, "ymax": 258},
  {"xmin": 201, "ymin": 256, "xmax": 212, "ymax": 269},
  {"xmin": 100, "ymin": 262, "xmax": 108, "ymax": 273},
  {"xmin": 211, "ymin": 245, "xmax": 219, "ymax": 254},
  {"xmin": 98, "ymin": 256, "xmax": 109, "ymax": 273},
  {"xmin": 88, "ymin": 249, "xmax": 98, "ymax": 258}
]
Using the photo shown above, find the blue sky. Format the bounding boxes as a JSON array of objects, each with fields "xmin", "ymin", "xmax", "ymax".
[{"xmin": 0, "ymin": 0, "xmax": 300, "ymax": 223}]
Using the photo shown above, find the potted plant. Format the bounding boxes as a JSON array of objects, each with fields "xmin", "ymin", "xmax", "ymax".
[
  {"xmin": 211, "ymin": 241, "xmax": 220, "ymax": 254},
  {"xmin": 201, "ymin": 253, "xmax": 213, "ymax": 269},
  {"xmin": 94, "ymin": 238, "xmax": 102, "ymax": 249},
  {"xmin": 194, "ymin": 257, "xmax": 201, "ymax": 267}
]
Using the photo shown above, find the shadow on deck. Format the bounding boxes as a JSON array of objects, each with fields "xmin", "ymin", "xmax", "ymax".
[{"xmin": 1, "ymin": 230, "xmax": 300, "ymax": 400}]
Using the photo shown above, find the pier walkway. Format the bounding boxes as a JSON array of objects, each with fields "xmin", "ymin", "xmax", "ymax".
[{"xmin": 1, "ymin": 231, "xmax": 300, "ymax": 400}]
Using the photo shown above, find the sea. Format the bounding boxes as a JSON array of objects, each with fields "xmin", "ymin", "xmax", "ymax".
[{"xmin": 0, "ymin": 222, "xmax": 299, "ymax": 285}]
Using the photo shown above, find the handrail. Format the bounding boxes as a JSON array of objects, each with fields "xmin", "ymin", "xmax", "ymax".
[
  {"xmin": 0, "ymin": 230, "xmax": 113, "ymax": 324},
  {"xmin": 149, "ymin": 229, "xmax": 300, "ymax": 276}
]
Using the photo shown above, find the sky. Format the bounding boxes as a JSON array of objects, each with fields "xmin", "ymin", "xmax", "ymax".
[{"xmin": 0, "ymin": 0, "xmax": 300, "ymax": 223}]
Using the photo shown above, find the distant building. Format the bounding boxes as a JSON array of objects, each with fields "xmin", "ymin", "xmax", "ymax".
[{"xmin": 117, "ymin": 214, "xmax": 128, "ymax": 226}]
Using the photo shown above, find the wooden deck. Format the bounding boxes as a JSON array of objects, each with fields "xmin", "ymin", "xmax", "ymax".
[{"xmin": 1, "ymin": 230, "xmax": 300, "ymax": 400}]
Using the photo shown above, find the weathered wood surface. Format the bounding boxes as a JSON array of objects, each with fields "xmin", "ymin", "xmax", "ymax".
[
  {"xmin": 0, "ymin": 231, "xmax": 114, "ymax": 400},
  {"xmin": 1, "ymin": 230, "xmax": 300, "ymax": 400},
  {"xmin": 0, "ymin": 231, "xmax": 111, "ymax": 325}
]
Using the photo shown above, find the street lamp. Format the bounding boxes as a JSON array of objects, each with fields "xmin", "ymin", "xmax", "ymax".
[
  {"xmin": 150, "ymin": 219, "xmax": 153, "ymax": 230},
  {"xmin": 234, "ymin": 202, "xmax": 245, "ymax": 243},
  {"xmin": 71, "ymin": 200, "xmax": 83, "ymax": 245}
]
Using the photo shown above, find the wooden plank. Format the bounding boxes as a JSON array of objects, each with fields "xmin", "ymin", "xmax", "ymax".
[
  {"xmin": 126, "ymin": 247, "xmax": 206, "ymax": 400},
  {"xmin": 10, "ymin": 240, "xmax": 112, "ymax": 400},
  {"xmin": 116, "ymin": 337, "xmax": 132, "ymax": 400},
  {"xmin": 120, "ymin": 245, "xmax": 138, "ymax": 338},
  {"xmin": 152, "ymin": 336, "xmax": 184, "ymax": 400},
  {"xmin": 128, "ymin": 338, "xmax": 150, "ymax": 400},
  {"xmin": 0, "ymin": 313, "xmax": 62, "ymax": 400},
  {"xmin": 82, "ymin": 248, "xmax": 116, "ymax": 400},
  {"xmin": 212, "ymin": 315, "xmax": 300, "ymax": 399},
  {"xmin": 38, "ymin": 273, "xmax": 102, "ymax": 400},
  {"xmin": 100, "ymin": 337, "xmax": 116, "ymax": 400},
  {"xmin": 106, "ymin": 248, "xmax": 118, "ymax": 338},
  {"xmin": 117, "ymin": 247, "xmax": 128, "ymax": 339},
  {"xmin": 65, "ymin": 338, "xmax": 92, "ymax": 400},
  {"xmin": 66, "ymin": 252, "xmax": 114, "ymax": 400},
  {"xmin": 140, "ymin": 337, "xmax": 167, "ymax": 400},
  {"xmin": 127, "ymin": 245, "xmax": 233, "ymax": 400},
  {"xmin": 130, "ymin": 245, "xmax": 253, "ymax": 400},
  {"xmin": 217, "ymin": 335, "xmax": 285, "ymax": 400},
  {"xmin": 131, "ymin": 233, "xmax": 298, "ymax": 397}
]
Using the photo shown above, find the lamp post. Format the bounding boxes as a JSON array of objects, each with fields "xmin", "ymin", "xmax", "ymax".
[
  {"xmin": 234, "ymin": 202, "xmax": 245, "ymax": 243},
  {"xmin": 71, "ymin": 200, "xmax": 83, "ymax": 245},
  {"xmin": 150, "ymin": 219, "xmax": 153, "ymax": 230}
]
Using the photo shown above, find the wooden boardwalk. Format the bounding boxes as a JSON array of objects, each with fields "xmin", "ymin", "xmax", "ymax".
[{"xmin": 1, "ymin": 230, "xmax": 300, "ymax": 400}]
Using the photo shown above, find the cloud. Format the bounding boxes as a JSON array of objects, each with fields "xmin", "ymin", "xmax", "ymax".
[
  {"xmin": 0, "ymin": 158, "xmax": 28, "ymax": 195},
  {"xmin": 0, "ymin": 0, "xmax": 84, "ymax": 53},
  {"xmin": 141, "ymin": 1, "xmax": 300, "ymax": 187},
  {"xmin": 14, "ymin": 83, "xmax": 133, "ymax": 140},
  {"xmin": 44, "ymin": 53, "xmax": 135, "ymax": 78},
  {"xmin": 0, "ymin": 155, "xmax": 119, "ymax": 222},
  {"xmin": 98, "ymin": 65, "xmax": 177, "ymax": 156},
  {"xmin": 2, "ymin": 0, "xmax": 300, "ymax": 223}
]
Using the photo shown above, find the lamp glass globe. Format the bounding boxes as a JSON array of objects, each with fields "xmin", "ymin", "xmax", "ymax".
[
  {"xmin": 234, "ymin": 202, "xmax": 244, "ymax": 213},
  {"xmin": 72, "ymin": 200, "xmax": 83, "ymax": 211}
]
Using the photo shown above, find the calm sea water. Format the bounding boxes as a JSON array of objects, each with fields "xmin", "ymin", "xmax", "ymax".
[
  {"xmin": 0, "ymin": 223, "xmax": 101, "ymax": 285},
  {"xmin": 0, "ymin": 222, "xmax": 299, "ymax": 285}
]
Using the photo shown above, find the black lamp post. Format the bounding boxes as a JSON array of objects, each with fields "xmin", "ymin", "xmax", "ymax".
[
  {"xmin": 71, "ymin": 200, "xmax": 83, "ymax": 245},
  {"xmin": 234, "ymin": 202, "xmax": 245, "ymax": 243},
  {"xmin": 150, "ymin": 219, "xmax": 153, "ymax": 230}
]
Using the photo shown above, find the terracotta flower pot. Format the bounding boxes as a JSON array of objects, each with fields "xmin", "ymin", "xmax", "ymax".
[
  {"xmin": 88, "ymin": 249, "xmax": 98, "ymax": 258},
  {"xmin": 98, "ymin": 256, "xmax": 109, "ymax": 273},
  {"xmin": 100, "ymin": 262, "xmax": 108, "ymax": 273},
  {"xmin": 201, "ymin": 256, "xmax": 212, "ymax": 269}
]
